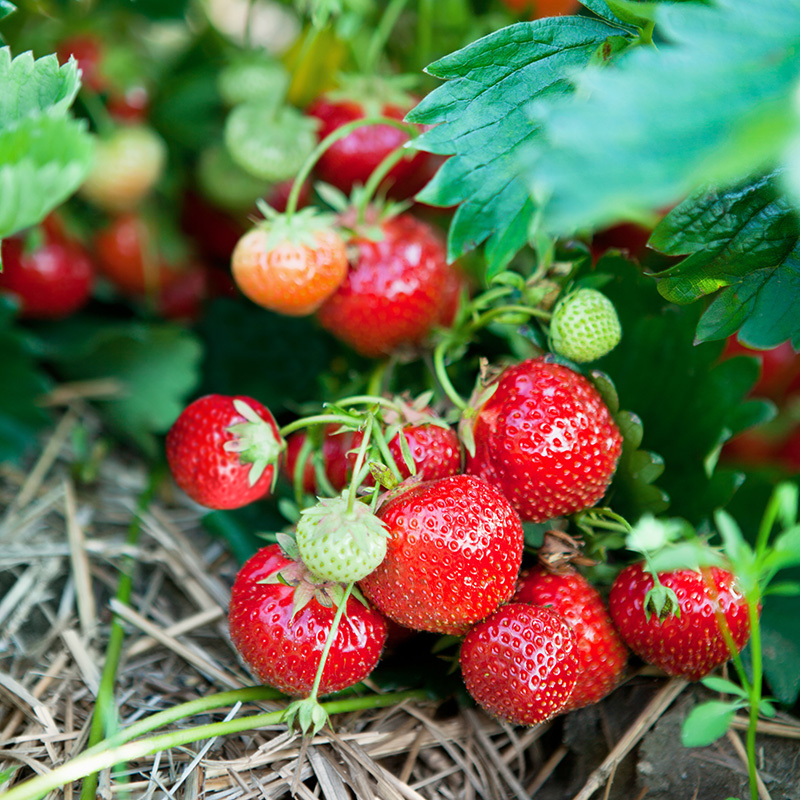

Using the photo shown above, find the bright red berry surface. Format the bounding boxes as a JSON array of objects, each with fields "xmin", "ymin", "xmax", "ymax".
[
  {"xmin": 228, "ymin": 545, "xmax": 387, "ymax": 696},
  {"xmin": 514, "ymin": 566, "xmax": 628, "ymax": 709},
  {"xmin": 359, "ymin": 474, "xmax": 523, "ymax": 635},
  {"xmin": 0, "ymin": 226, "xmax": 94, "ymax": 319},
  {"xmin": 460, "ymin": 603, "xmax": 579, "ymax": 726},
  {"xmin": 306, "ymin": 97, "xmax": 430, "ymax": 198},
  {"xmin": 166, "ymin": 394, "xmax": 282, "ymax": 510},
  {"xmin": 608, "ymin": 563, "xmax": 751, "ymax": 681},
  {"xmin": 465, "ymin": 358, "xmax": 622, "ymax": 523},
  {"xmin": 316, "ymin": 214, "xmax": 459, "ymax": 357}
]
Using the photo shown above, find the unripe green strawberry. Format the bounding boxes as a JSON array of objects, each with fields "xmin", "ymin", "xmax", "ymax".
[
  {"xmin": 296, "ymin": 496, "xmax": 388, "ymax": 583},
  {"xmin": 549, "ymin": 288, "xmax": 621, "ymax": 363}
]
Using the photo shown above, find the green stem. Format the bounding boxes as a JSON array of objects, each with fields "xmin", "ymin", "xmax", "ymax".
[
  {"xmin": 346, "ymin": 423, "xmax": 373, "ymax": 513},
  {"xmin": 755, "ymin": 488, "xmax": 782, "ymax": 556},
  {"xmin": 79, "ymin": 470, "xmax": 160, "ymax": 800},
  {"xmin": 2, "ymin": 691, "xmax": 426, "ymax": 800},
  {"xmin": 78, "ymin": 88, "xmax": 114, "ymax": 137},
  {"xmin": 367, "ymin": 360, "xmax": 390, "ymax": 397},
  {"xmin": 466, "ymin": 304, "xmax": 552, "ymax": 334},
  {"xmin": 745, "ymin": 595, "xmax": 764, "ymax": 800},
  {"xmin": 369, "ymin": 419, "xmax": 404, "ymax": 482},
  {"xmin": 284, "ymin": 116, "xmax": 417, "ymax": 217},
  {"xmin": 279, "ymin": 413, "xmax": 361, "ymax": 438},
  {"xmin": 309, "ymin": 582, "xmax": 355, "ymax": 701},
  {"xmin": 357, "ymin": 142, "xmax": 415, "ymax": 223},
  {"xmin": 417, "ymin": 0, "xmax": 433, "ymax": 71},
  {"xmin": 365, "ymin": 0, "xmax": 410, "ymax": 74},
  {"xmin": 432, "ymin": 340, "xmax": 468, "ymax": 411}
]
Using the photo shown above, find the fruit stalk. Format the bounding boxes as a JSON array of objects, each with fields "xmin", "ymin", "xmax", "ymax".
[
  {"xmin": 2, "ymin": 690, "xmax": 426, "ymax": 800},
  {"xmin": 79, "ymin": 470, "xmax": 160, "ymax": 800},
  {"xmin": 284, "ymin": 116, "xmax": 418, "ymax": 216}
]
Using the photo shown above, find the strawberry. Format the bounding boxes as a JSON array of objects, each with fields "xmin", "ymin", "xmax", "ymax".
[
  {"xmin": 166, "ymin": 394, "xmax": 284, "ymax": 510},
  {"xmin": 0, "ymin": 221, "xmax": 94, "ymax": 319},
  {"xmin": 316, "ymin": 213, "xmax": 463, "ymax": 357},
  {"xmin": 156, "ymin": 263, "xmax": 209, "ymax": 321},
  {"xmin": 464, "ymin": 357, "xmax": 623, "ymax": 523},
  {"xmin": 57, "ymin": 33, "xmax": 107, "ymax": 92},
  {"xmin": 306, "ymin": 77, "xmax": 431, "ymax": 199},
  {"xmin": 231, "ymin": 208, "xmax": 348, "ymax": 316},
  {"xmin": 94, "ymin": 213, "xmax": 181, "ymax": 296},
  {"xmin": 228, "ymin": 544, "xmax": 387, "ymax": 696},
  {"xmin": 608, "ymin": 562, "xmax": 751, "ymax": 681},
  {"xmin": 283, "ymin": 425, "xmax": 356, "ymax": 494},
  {"xmin": 80, "ymin": 125, "xmax": 166, "ymax": 212},
  {"xmin": 296, "ymin": 496, "xmax": 388, "ymax": 583},
  {"xmin": 721, "ymin": 337, "xmax": 800, "ymax": 403},
  {"xmin": 549, "ymin": 288, "xmax": 622, "ymax": 363},
  {"xmin": 359, "ymin": 474, "xmax": 523, "ymax": 635},
  {"xmin": 514, "ymin": 566, "xmax": 628, "ymax": 709},
  {"xmin": 460, "ymin": 603, "xmax": 579, "ymax": 726}
]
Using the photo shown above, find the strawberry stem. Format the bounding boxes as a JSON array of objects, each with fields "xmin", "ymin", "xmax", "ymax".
[
  {"xmin": 2, "ymin": 689, "xmax": 427, "ymax": 800},
  {"xmin": 284, "ymin": 116, "xmax": 418, "ymax": 217},
  {"xmin": 79, "ymin": 469, "xmax": 161, "ymax": 800},
  {"xmin": 356, "ymin": 141, "xmax": 416, "ymax": 223},
  {"xmin": 347, "ymin": 422, "xmax": 373, "ymax": 513},
  {"xmin": 366, "ymin": 0, "xmax": 411, "ymax": 74},
  {"xmin": 310, "ymin": 581, "xmax": 355, "ymax": 702},
  {"xmin": 432, "ymin": 338, "xmax": 468, "ymax": 411},
  {"xmin": 280, "ymin": 412, "xmax": 363, "ymax": 438}
]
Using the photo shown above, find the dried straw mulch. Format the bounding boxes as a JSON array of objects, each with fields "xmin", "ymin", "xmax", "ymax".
[{"xmin": 1, "ymin": 401, "xmax": 798, "ymax": 799}]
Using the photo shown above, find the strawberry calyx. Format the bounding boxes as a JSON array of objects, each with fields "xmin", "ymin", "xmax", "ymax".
[
  {"xmin": 458, "ymin": 360, "xmax": 504, "ymax": 457},
  {"xmin": 297, "ymin": 495, "xmax": 388, "ymax": 557},
  {"xmin": 252, "ymin": 203, "xmax": 343, "ymax": 251},
  {"xmin": 260, "ymin": 533, "xmax": 369, "ymax": 615},
  {"xmin": 323, "ymin": 73, "xmax": 420, "ymax": 119},
  {"xmin": 224, "ymin": 399, "xmax": 286, "ymax": 488}
]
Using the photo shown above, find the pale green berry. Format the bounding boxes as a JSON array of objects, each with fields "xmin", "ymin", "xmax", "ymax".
[
  {"xmin": 296, "ymin": 496, "xmax": 388, "ymax": 583},
  {"xmin": 550, "ymin": 288, "xmax": 622, "ymax": 363}
]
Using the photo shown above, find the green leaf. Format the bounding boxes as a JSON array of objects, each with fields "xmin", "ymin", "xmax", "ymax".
[
  {"xmin": 761, "ymin": 589, "xmax": 800, "ymax": 704},
  {"xmin": 43, "ymin": 322, "xmax": 202, "ymax": 455},
  {"xmin": 766, "ymin": 525, "xmax": 800, "ymax": 573},
  {"xmin": 0, "ymin": 48, "xmax": 81, "ymax": 128},
  {"xmin": 764, "ymin": 581, "xmax": 800, "ymax": 596},
  {"xmin": 700, "ymin": 675, "xmax": 748, "ymax": 698},
  {"xmin": 524, "ymin": 0, "xmax": 800, "ymax": 236},
  {"xmin": 650, "ymin": 171, "xmax": 799, "ymax": 305},
  {"xmin": 714, "ymin": 509, "xmax": 754, "ymax": 571},
  {"xmin": 0, "ymin": 297, "xmax": 52, "ymax": 463},
  {"xmin": 593, "ymin": 256, "xmax": 773, "ymax": 523},
  {"xmin": 407, "ymin": 16, "xmax": 625, "ymax": 274},
  {"xmin": 602, "ymin": 0, "xmax": 660, "ymax": 27},
  {"xmin": 579, "ymin": 0, "xmax": 638, "ymax": 29},
  {"xmin": 681, "ymin": 700, "xmax": 739, "ymax": 748},
  {"xmin": 0, "ymin": 1, "xmax": 15, "ymax": 22},
  {"xmin": 608, "ymin": 410, "xmax": 669, "ymax": 518},
  {"xmin": 0, "ymin": 115, "xmax": 93, "ymax": 239},
  {"xmin": 695, "ymin": 254, "xmax": 800, "ymax": 349}
]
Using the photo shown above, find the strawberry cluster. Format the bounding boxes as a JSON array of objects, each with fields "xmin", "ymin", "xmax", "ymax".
[{"xmin": 164, "ymin": 342, "xmax": 754, "ymax": 730}]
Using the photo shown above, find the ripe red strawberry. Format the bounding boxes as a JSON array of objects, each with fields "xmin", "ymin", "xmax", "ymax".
[
  {"xmin": 57, "ymin": 33, "xmax": 107, "ymax": 92},
  {"xmin": 514, "ymin": 566, "xmax": 627, "ymax": 709},
  {"xmin": 166, "ymin": 394, "xmax": 284, "ymax": 510},
  {"xmin": 228, "ymin": 544, "xmax": 387, "ymax": 696},
  {"xmin": 464, "ymin": 358, "xmax": 622, "ymax": 523},
  {"xmin": 608, "ymin": 562, "xmax": 751, "ymax": 681},
  {"xmin": 460, "ymin": 603, "xmax": 579, "ymax": 725},
  {"xmin": 306, "ymin": 79, "xmax": 431, "ymax": 199},
  {"xmin": 721, "ymin": 337, "xmax": 800, "ymax": 403},
  {"xmin": 0, "ymin": 221, "xmax": 94, "ymax": 319},
  {"xmin": 94, "ymin": 213, "xmax": 181, "ymax": 296},
  {"xmin": 316, "ymin": 214, "xmax": 463, "ymax": 357},
  {"xmin": 359, "ymin": 474, "xmax": 523, "ymax": 635}
]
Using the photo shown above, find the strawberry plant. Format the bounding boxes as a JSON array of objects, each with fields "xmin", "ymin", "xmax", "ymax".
[{"xmin": 1, "ymin": 1, "xmax": 800, "ymax": 799}]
